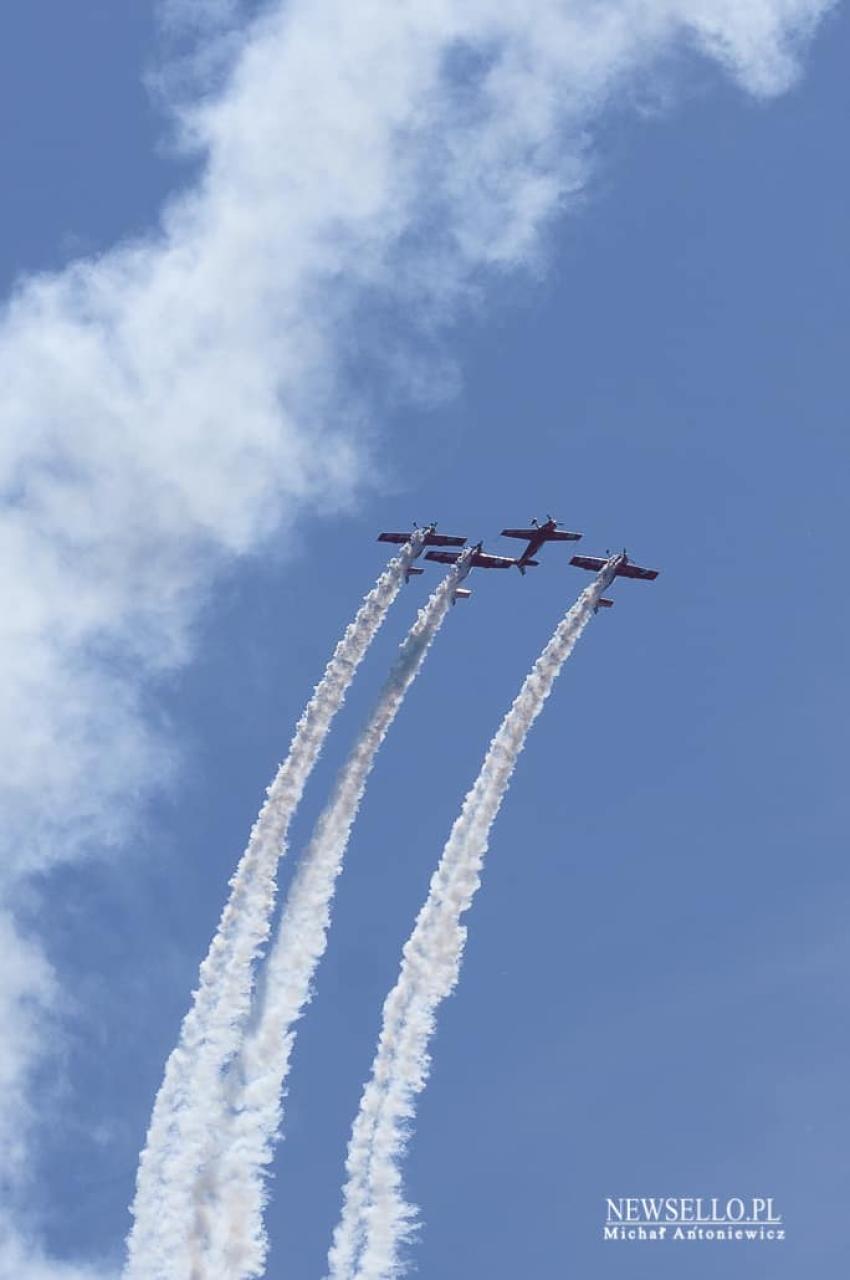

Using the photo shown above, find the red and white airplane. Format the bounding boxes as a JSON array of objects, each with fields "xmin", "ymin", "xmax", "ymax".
[
  {"xmin": 377, "ymin": 522, "xmax": 466, "ymax": 582},
  {"xmin": 499, "ymin": 515, "xmax": 582, "ymax": 573},
  {"xmin": 570, "ymin": 549, "xmax": 659, "ymax": 608}
]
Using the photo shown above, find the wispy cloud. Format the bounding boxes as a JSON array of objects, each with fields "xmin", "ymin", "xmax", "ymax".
[
  {"xmin": 0, "ymin": 913, "xmax": 113, "ymax": 1276},
  {"xmin": 0, "ymin": 914, "xmax": 56, "ymax": 1181},
  {"xmin": 0, "ymin": 0, "xmax": 831, "ymax": 1268},
  {"xmin": 0, "ymin": 1223, "xmax": 110, "ymax": 1280}
]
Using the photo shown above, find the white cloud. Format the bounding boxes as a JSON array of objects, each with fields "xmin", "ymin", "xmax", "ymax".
[
  {"xmin": 0, "ymin": 0, "xmax": 832, "ymax": 864},
  {"xmin": 0, "ymin": 914, "xmax": 56, "ymax": 1182},
  {"xmin": 0, "ymin": 1225, "xmax": 111, "ymax": 1280},
  {"xmin": 0, "ymin": 0, "xmax": 832, "ymax": 1267},
  {"xmin": 0, "ymin": 913, "xmax": 114, "ymax": 1277}
]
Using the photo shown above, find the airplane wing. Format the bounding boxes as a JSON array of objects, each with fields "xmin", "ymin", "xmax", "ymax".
[
  {"xmin": 428, "ymin": 549, "xmax": 512, "ymax": 568},
  {"xmin": 424, "ymin": 549, "xmax": 463, "ymax": 564},
  {"xmin": 501, "ymin": 527, "xmax": 580, "ymax": 542},
  {"xmin": 570, "ymin": 554, "xmax": 607, "ymax": 571},
  {"xmin": 616, "ymin": 563, "xmax": 659, "ymax": 580},
  {"xmin": 423, "ymin": 533, "xmax": 466, "ymax": 547},
  {"xmin": 471, "ymin": 552, "xmax": 515, "ymax": 568},
  {"xmin": 377, "ymin": 531, "xmax": 411, "ymax": 544}
]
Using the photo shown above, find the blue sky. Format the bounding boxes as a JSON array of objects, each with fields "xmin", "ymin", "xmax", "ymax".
[{"xmin": 1, "ymin": 2, "xmax": 848, "ymax": 1277}]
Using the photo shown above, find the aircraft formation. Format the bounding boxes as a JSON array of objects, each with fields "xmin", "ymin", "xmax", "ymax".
[
  {"xmin": 377, "ymin": 517, "xmax": 659, "ymax": 607},
  {"xmin": 133, "ymin": 513, "xmax": 659, "ymax": 1276}
]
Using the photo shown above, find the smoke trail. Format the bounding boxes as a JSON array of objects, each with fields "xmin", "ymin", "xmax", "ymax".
[
  {"xmin": 328, "ymin": 571, "xmax": 607, "ymax": 1280},
  {"xmin": 201, "ymin": 552, "xmax": 473, "ymax": 1277},
  {"xmin": 126, "ymin": 532, "xmax": 424, "ymax": 1280}
]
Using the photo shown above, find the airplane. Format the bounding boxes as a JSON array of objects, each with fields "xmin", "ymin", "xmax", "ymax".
[
  {"xmin": 425, "ymin": 540, "xmax": 535, "ymax": 574},
  {"xmin": 377, "ymin": 522, "xmax": 467, "ymax": 582},
  {"xmin": 500, "ymin": 515, "xmax": 582, "ymax": 573},
  {"xmin": 570, "ymin": 549, "xmax": 659, "ymax": 591}
]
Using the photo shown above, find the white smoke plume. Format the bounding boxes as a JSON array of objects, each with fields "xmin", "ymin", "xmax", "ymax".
[
  {"xmin": 126, "ymin": 535, "xmax": 423, "ymax": 1280},
  {"xmin": 0, "ymin": 0, "xmax": 831, "ymax": 1268},
  {"xmin": 328, "ymin": 572, "xmax": 606, "ymax": 1280},
  {"xmin": 201, "ymin": 553, "xmax": 473, "ymax": 1277}
]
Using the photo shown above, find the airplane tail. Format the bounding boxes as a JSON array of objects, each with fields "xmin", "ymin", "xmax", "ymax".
[
  {"xmin": 595, "ymin": 597, "xmax": 614, "ymax": 612},
  {"xmin": 452, "ymin": 588, "xmax": 472, "ymax": 605},
  {"xmin": 405, "ymin": 566, "xmax": 425, "ymax": 582}
]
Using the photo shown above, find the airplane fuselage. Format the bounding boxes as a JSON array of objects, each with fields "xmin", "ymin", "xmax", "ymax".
[
  {"xmin": 600, "ymin": 552, "xmax": 627, "ymax": 589},
  {"xmin": 501, "ymin": 517, "xmax": 582, "ymax": 570},
  {"xmin": 515, "ymin": 528, "xmax": 548, "ymax": 566}
]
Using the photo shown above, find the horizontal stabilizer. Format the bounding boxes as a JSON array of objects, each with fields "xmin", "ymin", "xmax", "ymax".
[
  {"xmin": 596, "ymin": 597, "xmax": 614, "ymax": 609},
  {"xmin": 407, "ymin": 566, "xmax": 425, "ymax": 576},
  {"xmin": 453, "ymin": 587, "xmax": 472, "ymax": 600}
]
